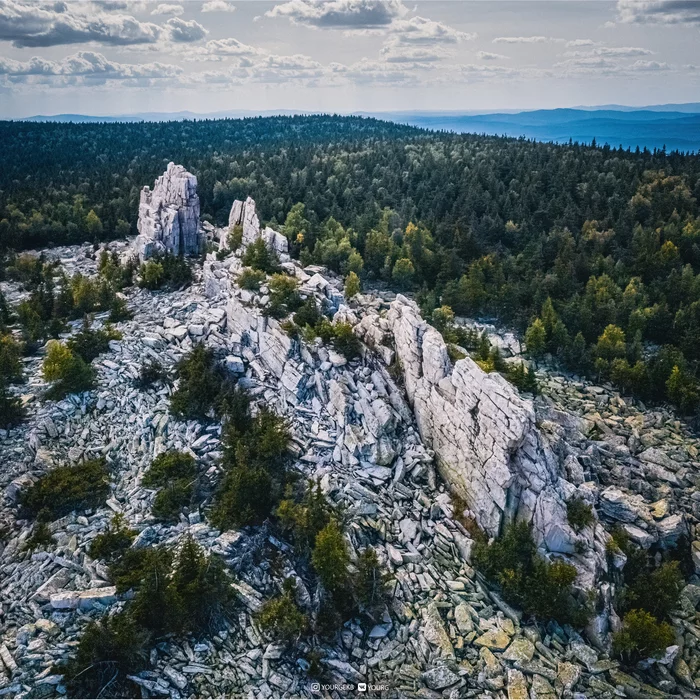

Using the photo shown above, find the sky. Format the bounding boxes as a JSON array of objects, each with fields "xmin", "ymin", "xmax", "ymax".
[{"xmin": 0, "ymin": 0, "xmax": 699, "ymax": 118}]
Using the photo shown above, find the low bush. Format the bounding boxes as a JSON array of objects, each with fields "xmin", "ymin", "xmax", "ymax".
[
  {"xmin": 68, "ymin": 317, "xmax": 120, "ymax": 363},
  {"xmin": 238, "ymin": 267, "xmax": 266, "ymax": 291},
  {"xmin": 266, "ymin": 274, "xmax": 302, "ymax": 319},
  {"xmin": 42, "ymin": 340, "xmax": 95, "ymax": 399},
  {"xmin": 170, "ymin": 536, "xmax": 235, "ymax": 634},
  {"xmin": 58, "ymin": 612, "xmax": 150, "ymax": 699},
  {"xmin": 211, "ymin": 463, "xmax": 274, "ymax": 529},
  {"xmin": 110, "ymin": 547, "xmax": 172, "ymax": 594},
  {"xmin": 0, "ymin": 334, "xmax": 23, "ymax": 383},
  {"xmin": 143, "ymin": 452, "xmax": 198, "ymax": 522},
  {"xmin": 228, "ymin": 224, "xmax": 243, "ymax": 251},
  {"xmin": 89, "ymin": 514, "xmax": 136, "ymax": 562},
  {"xmin": 0, "ymin": 380, "xmax": 25, "ymax": 429},
  {"xmin": 331, "ymin": 322, "xmax": 361, "ymax": 360},
  {"xmin": 293, "ymin": 298, "xmax": 322, "ymax": 330},
  {"xmin": 258, "ymin": 580, "xmax": 308, "ymax": 643},
  {"xmin": 138, "ymin": 254, "xmax": 191, "ymax": 291},
  {"xmin": 276, "ymin": 481, "xmax": 334, "ymax": 553},
  {"xmin": 21, "ymin": 458, "xmax": 109, "ymax": 519},
  {"xmin": 312, "ymin": 520, "xmax": 350, "ymax": 596},
  {"xmin": 344, "ymin": 271, "xmax": 361, "ymax": 298},
  {"xmin": 142, "ymin": 451, "xmax": 196, "ymax": 487},
  {"xmin": 353, "ymin": 547, "xmax": 388, "ymax": 619},
  {"xmin": 473, "ymin": 521, "xmax": 588, "ymax": 626},
  {"xmin": 109, "ymin": 296, "xmax": 132, "ymax": 322},
  {"xmin": 566, "ymin": 497, "xmax": 595, "ymax": 532},
  {"xmin": 622, "ymin": 559, "xmax": 684, "ymax": 621},
  {"xmin": 170, "ymin": 345, "xmax": 227, "ymax": 420},
  {"xmin": 613, "ymin": 609, "xmax": 675, "ymax": 661},
  {"xmin": 138, "ymin": 261, "xmax": 164, "ymax": 290},
  {"xmin": 151, "ymin": 482, "xmax": 192, "ymax": 522},
  {"xmin": 24, "ymin": 521, "xmax": 55, "ymax": 551},
  {"xmin": 211, "ymin": 404, "xmax": 290, "ymax": 529},
  {"xmin": 109, "ymin": 538, "xmax": 234, "ymax": 637},
  {"xmin": 135, "ymin": 359, "xmax": 169, "ymax": 388},
  {"xmin": 242, "ymin": 238, "xmax": 279, "ymax": 274}
]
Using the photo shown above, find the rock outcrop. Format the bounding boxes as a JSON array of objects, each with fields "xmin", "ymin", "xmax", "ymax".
[
  {"xmin": 4, "ymin": 233, "xmax": 700, "ymax": 698},
  {"xmin": 384, "ymin": 296, "xmax": 580, "ymax": 555},
  {"xmin": 224, "ymin": 196, "xmax": 289, "ymax": 259},
  {"xmin": 135, "ymin": 162, "xmax": 201, "ymax": 260}
]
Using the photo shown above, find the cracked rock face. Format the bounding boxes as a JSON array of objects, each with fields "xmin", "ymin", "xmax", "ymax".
[
  {"xmin": 226, "ymin": 197, "xmax": 288, "ymax": 258},
  {"xmin": 386, "ymin": 295, "xmax": 578, "ymax": 554},
  {"xmin": 135, "ymin": 162, "xmax": 201, "ymax": 260}
]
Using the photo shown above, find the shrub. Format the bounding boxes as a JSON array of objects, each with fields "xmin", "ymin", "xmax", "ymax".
[
  {"xmin": 613, "ymin": 609, "xmax": 675, "ymax": 661},
  {"xmin": 138, "ymin": 261, "xmax": 164, "ymax": 290},
  {"xmin": 293, "ymin": 298, "xmax": 322, "ymax": 330},
  {"xmin": 152, "ymin": 481, "xmax": 192, "ymax": 522},
  {"xmin": 566, "ymin": 497, "xmax": 594, "ymax": 532},
  {"xmin": 258, "ymin": 581, "xmax": 308, "ymax": 643},
  {"xmin": 447, "ymin": 344, "xmax": 467, "ymax": 363},
  {"xmin": 0, "ymin": 380, "xmax": 25, "ymax": 429},
  {"xmin": 312, "ymin": 520, "xmax": 350, "ymax": 596},
  {"xmin": 89, "ymin": 514, "xmax": 136, "ymax": 562},
  {"xmin": 110, "ymin": 547, "xmax": 172, "ymax": 595},
  {"xmin": 135, "ymin": 359, "xmax": 168, "ymax": 388},
  {"xmin": 109, "ymin": 296, "xmax": 132, "ymax": 322},
  {"xmin": 43, "ymin": 340, "xmax": 95, "ymax": 399},
  {"xmin": 68, "ymin": 317, "xmax": 119, "ymax": 363},
  {"xmin": 243, "ymin": 238, "xmax": 279, "ymax": 274},
  {"xmin": 143, "ymin": 451, "xmax": 196, "ymax": 488},
  {"xmin": 25, "ymin": 521, "xmax": 55, "ymax": 551},
  {"xmin": 128, "ymin": 552, "xmax": 183, "ymax": 637},
  {"xmin": 170, "ymin": 345, "xmax": 227, "ymax": 420},
  {"xmin": 59, "ymin": 613, "xmax": 150, "ymax": 699},
  {"xmin": 330, "ymin": 322, "xmax": 361, "ymax": 360},
  {"xmin": 238, "ymin": 267, "xmax": 266, "ymax": 291},
  {"xmin": 473, "ymin": 521, "xmax": 588, "ymax": 626},
  {"xmin": 211, "ymin": 463, "xmax": 274, "ymax": 529},
  {"xmin": 353, "ymin": 547, "xmax": 388, "ymax": 618},
  {"xmin": 276, "ymin": 481, "xmax": 334, "ymax": 552},
  {"xmin": 170, "ymin": 536, "xmax": 235, "ymax": 634},
  {"xmin": 624, "ymin": 560, "xmax": 684, "ymax": 621},
  {"xmin": 266, "ymin": 274, "xmax": 301, "ymax": 319},
  {"xmin": 143, "ymin": 452, "xmax": 198, "ymax": 522},
  {"xmin": 21, "ymin": 459, "xmax": 109, "ymax": 519},
  {"xmin": 228, "ymin": 224, "xmax": 243, "ymax": 251},
  {"xmin": 110, "ymin": 538, "xmax": 234, "ymax": 638},
  {"xmin": 211, "ymin": 403, "xmax": 290, "ymax": 529},
  {"xmin": 345, "ymin": 271, "xmax": 361, "ymax": 298},
  {"xmin": 0, "ymin": 334, "xmax": 23, "ymax": 383}
]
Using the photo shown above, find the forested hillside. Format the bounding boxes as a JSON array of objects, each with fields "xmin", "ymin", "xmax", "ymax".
[{"xmin": 2, "ymin": 114, "xmax": 700, "ymax": 413}]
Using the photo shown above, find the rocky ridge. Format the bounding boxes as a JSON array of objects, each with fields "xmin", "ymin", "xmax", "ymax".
[{"xmin": 1, "ymin": 179, "xmax": 700, "ymax": 698}]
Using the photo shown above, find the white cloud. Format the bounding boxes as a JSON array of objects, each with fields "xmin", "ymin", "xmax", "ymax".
[
  {"xmin": 150, "ymin": 4, "xmax": 184, "ymax": 16},
  {"xmin": 629, "ymin": 59, "xmax": 670, "ymax": 71},
  {"xmin": 0, "ymin": 49, "xmax": 182, "ymax": 84},
  {"xmin": 185, "ymin": 37, "xmax": 268, "ymax": 61},
  {"xmin": 0, "ymin": 0, "xmax": 163, "ymax": 47},
  {"xmin": 492, "ymin": 35, "xmax": 549, "ymax": 44},
  {"xmin": 388, "ymin": 15, "xmax": 475, "ymax": 44},
  {"xmin": 165, "ymin": 16, "xmax": 207, "ymax": 42},
  {"xmin": 201, "ymin": 1, "xmax": 236, "ymax": 12},
  {"xmin": 617, "ymin": 0, "xmax": 700, "ymax": 25},
  {"xmin": 380, "ymin": 43, "xmax": 451, "ymax": 62},
  {"xmin": 265, "ymin": 0, "xmax": 408, "ymax": 29},
  {"xmin": 477, "ymin": 50, "xmax": 507, "ymax": 60},
  {"xmin": 566, "ymin": 38, "xmax": 595, "ymax": 47}
]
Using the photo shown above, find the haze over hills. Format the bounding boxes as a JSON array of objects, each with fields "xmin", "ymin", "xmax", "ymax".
[{"xmin": 17, "ymin": 103, "xmax": 700, "ymax": 153}]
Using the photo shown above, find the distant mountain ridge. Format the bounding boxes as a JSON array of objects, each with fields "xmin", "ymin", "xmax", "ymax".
[{"xmin": 13, "ymin": 103, "xmax": 700, "ymax": 152}]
